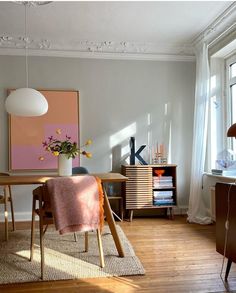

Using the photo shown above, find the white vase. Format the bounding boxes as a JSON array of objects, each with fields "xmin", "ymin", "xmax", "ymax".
[{"xmin": 58, "ymin": 154, "xmax": 72, "ymax": 176}]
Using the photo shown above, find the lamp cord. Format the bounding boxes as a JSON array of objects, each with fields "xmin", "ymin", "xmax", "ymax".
[{"xmin": 24, "ymin": 3, "xmax": 29, "ymax": 88}]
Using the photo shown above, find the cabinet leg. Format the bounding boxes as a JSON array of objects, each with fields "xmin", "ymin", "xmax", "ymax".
[
  {"xmin": 225, "ymin": 259, "xmax": 232, "ymax": 281},
  {"xmin": 129, "ymin": 210, "xmax": 133, "ymax": 222},
  {"xmin": 164, "ymin": 208, "xmax": 168, "ymax": 217},
  {"xmin": 120, "ymin": 197, "xmax": 124, "ymax": 221},
  {"xmin": 169, "ymin": 207, "xmax": 174, "ymax": 220}
]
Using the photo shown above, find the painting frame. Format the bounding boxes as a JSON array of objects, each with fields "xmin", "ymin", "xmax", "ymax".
[{"xmin": 8, "ymin": 89, "xmax": 80, "ymax": 172}]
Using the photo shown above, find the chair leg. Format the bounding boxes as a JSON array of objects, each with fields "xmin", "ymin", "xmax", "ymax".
[
  {"xmin": 96, "ymin": 229, "xmax": 105, "ymax": 268},
  {"xmin": 8, "ymin": 186, "xmax": 15, "ymax": 231},
  {"xmin": 4, "ymin": 187, "xmax": 8, "ymax": 241},
  {"xmin": 85, "ymin": 231, "xmax": 89, "ymax": 252},
  {"xmin": 74, "ymin": 232, "xmax": 78, "ymax": 242},
  {"xmin": 30, "ymin": 195, "xmax": 36, "ymax": 261}
]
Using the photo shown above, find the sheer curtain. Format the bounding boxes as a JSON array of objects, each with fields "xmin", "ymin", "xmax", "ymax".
[{"xmin": 187, "ymin": 42, "xmax": 212, "ymax": 224}]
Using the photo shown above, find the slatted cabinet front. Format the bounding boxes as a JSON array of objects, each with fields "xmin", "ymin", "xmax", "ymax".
[{"xmin": 122, "ymin": 165, "xmax": 153, "ymax": 209}]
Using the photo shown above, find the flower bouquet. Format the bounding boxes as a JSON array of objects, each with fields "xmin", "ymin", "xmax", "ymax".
[{"xmin": 39, "ymin": 129, "xmax": 92, "ymax": 161}]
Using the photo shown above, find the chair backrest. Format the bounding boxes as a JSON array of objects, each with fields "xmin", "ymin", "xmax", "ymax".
[
  {"xmin": 45, "ymin": 176, "xmax": 103, "ymax": 234},
  {"xmin": 72, "ymin": 166, "xmax": 89, "ymax": 174},
  {"xmin": 33, "ymin": 185, "xmax": 52, "ymax": 216}
]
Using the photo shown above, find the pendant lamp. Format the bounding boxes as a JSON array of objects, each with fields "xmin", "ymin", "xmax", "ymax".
[{"xmin": 5, "ymin": 2, "xmax": 48, "ymax": 117}]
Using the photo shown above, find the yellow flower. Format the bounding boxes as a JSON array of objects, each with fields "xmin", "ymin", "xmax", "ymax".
[
  {"xmin": 53, "ymin": 151, "xmax": 60, "ymax": 156},
  {"xmin": 56, "ymin": 128, "xmax": 62, "ymax": 135},
  {"xmin": 85, "ymin": 139, "xmax": 92, "ymax": 145},
  {"xmin": 85, "ymin": 152, "xmax": 92, "ymax": 158}
]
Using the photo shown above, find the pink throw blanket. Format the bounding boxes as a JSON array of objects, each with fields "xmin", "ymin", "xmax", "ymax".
[{"xmin": 46, "ymin": 175, "xmax": 104, "ymax": 235}]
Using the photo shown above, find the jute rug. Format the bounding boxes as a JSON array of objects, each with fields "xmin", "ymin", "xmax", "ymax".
[{"xmin": 0, "ymin": 225, "xmax": 145, "ymax": 283}]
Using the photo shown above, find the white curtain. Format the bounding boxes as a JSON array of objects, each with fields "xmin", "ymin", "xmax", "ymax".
[{"xmin": 187, "ymin": 42, "xmax": 212, "ymax": 224}]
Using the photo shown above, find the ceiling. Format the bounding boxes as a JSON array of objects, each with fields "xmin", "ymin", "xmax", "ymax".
[{"xmin": 0, "ymin": 1, "xmax": 233, "ymax": 59}]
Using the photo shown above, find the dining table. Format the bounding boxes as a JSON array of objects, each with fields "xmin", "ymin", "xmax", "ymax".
[{"xmin": 0, "ymin": 172, "xmax": 128, "ymax": 257}]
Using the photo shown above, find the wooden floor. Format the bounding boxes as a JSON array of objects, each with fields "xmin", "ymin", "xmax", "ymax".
[{"xmin": 0, "ymin": 216, "xmax": 235, "ymax": 293}]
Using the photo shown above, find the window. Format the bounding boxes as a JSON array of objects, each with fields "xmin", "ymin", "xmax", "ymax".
[
  {"xmin": 226, "ymin": 55, "xmax": 236, "ymax": 153},
  {"xmin": 208, "ymin": 53, "xmax": 236, "ymax": 171},
  {"xmin": 230, "ymin": 62, "xmax": 236, "ymax": 78}
]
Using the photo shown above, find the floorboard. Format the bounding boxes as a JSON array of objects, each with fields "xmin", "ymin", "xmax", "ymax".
[{"xmin": 0, "ymin": 216, "xmax": 235, "ymax": 293}]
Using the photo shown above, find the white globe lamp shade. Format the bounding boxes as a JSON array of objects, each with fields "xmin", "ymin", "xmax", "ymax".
[{"xmin": 5, "ymin": 88, "xmax": 48, "ymax": 117}]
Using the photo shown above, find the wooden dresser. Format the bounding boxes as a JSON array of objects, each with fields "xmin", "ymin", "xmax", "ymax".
[{"xmin": 215, "ymin": 182, "xmax": 236, "ymax": 280}]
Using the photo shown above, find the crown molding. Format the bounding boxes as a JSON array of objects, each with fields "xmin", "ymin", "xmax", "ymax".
[
  {"xmin": 192, "ymin": 2, "xmax": 236, "ymax": 46},
  {"xmin": 0, "ymin": 35, "xmax": 50, "ymax": 49},
  {"xmin": 0, "ymin": 47, "xmax": 195, "ymax": 62},
  {"xmin": 0, "ymin": 35, "xmax": 195, "ymax": 61},
  {"xmin": 0, "ymin": 2, "xmax": 234, "ymax": 61}
]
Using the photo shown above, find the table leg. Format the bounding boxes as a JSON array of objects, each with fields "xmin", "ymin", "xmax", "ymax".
[
  {"xmin": 4, "ymin": 187, "xmax": 8, "ymax": 241},
  {"xmin": 102, "ymin": 186, "xmax": 125, "ymax": 257}
]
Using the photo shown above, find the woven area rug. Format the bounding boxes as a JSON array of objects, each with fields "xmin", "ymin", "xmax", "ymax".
[{"xmin": 0, "ymin": 225, "xmax": 145, "ymax": 283}]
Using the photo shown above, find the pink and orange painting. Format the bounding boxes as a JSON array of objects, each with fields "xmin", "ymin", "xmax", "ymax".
[{"xmin": 9, "ymin": 90, "xmax": 79, "ymax": 171}]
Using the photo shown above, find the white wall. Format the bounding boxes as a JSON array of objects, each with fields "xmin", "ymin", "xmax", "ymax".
[{"xmin": 0, "ymin": 55, "xmax": 195, "ymax": 221}]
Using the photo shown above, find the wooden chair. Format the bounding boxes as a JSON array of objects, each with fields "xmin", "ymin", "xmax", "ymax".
[
  {"xmin": 0, "ymin": 173, "xmax": 15, "ymax": 241},
  {"xmin": 30, "ymin": 184, "xmax": 104, "ymax": 280}
]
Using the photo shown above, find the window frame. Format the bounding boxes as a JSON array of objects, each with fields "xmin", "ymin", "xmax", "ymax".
[
  {"xmin": 207, "ymin": 57, "xmax": 225, "ymax": 171},
  {"xmin": 225, "ymin": 54, "xmax": 236, "ymax": 152}
]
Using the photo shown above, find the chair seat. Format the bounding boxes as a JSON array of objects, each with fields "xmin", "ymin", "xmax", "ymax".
[
  {"xmin": 44, "ymin": 211, "xmax": 53, "ymax": 218},
  {"xmin": 35, "ymin": 208, "xmax": 54, "ymax": 225}
]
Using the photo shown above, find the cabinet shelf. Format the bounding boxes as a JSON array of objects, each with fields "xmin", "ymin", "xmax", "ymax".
[
  {"xmin": 122, "ymin": 164, "xmax": 177, "ymax": 221},
  {"xmin": 153, "ymin": 187, "xmax": 176, "ymax": 190}
]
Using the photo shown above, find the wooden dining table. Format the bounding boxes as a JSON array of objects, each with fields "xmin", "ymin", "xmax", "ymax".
[{"xmin": 0, "ymin": 172, "xmax": 128, "ymax": 257}]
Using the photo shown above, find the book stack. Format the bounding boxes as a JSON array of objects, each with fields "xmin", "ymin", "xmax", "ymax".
[
  {"xmin": 211, "ymin": 169, "xmax": 236, "ymax": 176},
  {"xmin": 153, "ymin": 190, "xmax": 174, "ymax": 206},
  {"xmin": 211, "ymin": 169, "xmax": 223, "ymax": 175},
  {"xmin": 153, "ymin": 176, "xmax": 173, "ymax": 188}
]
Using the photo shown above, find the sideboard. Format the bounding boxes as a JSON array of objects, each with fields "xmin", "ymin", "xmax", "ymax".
[{"xmin": 121, "ymin": 164, "xmax": 177, "ymax": 221}]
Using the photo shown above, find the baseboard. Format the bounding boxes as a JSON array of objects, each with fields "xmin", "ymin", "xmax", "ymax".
[
  {"xmin": 0, "ymin": 207, "xmax": 189, "ymax": 223},
  {"xmin": 173, "ymin": 206, "xmax": 188, "ymax": 215},
  {"xmin": 0, "ymin": 212, "xmax": 32, "ymax": 223}
]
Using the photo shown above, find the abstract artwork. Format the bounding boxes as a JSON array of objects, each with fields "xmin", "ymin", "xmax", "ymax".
[{"xmin": 8, "ymin": 90, "xmax": 79, "ymax": 171}]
